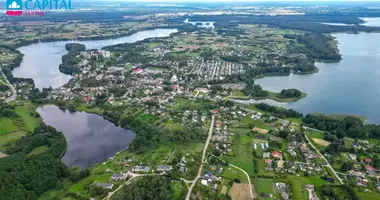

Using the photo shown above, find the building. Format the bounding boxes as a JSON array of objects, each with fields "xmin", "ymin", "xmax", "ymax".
[
  {"xmin": 364, "ymin": 158, "xmax": 372, "ymax": 163},
  {"xmin": 111, "ymin": 174, "xmax": 125, "ymax": 181},
  {"xmin": 132, "ymin": 165, "xmax": 150, "ymax": 173},
  {"xmin": 96, "ymin": 183, "xmax": 114, "ymax": 190},
  {"xmin": 272, "ymin": 151, "xmax": 282, "ymax": 159},
  {"xmin": 265, "ymin": 159, "xmax": 272, "ymax": 167},
  {"xmin": 156, "ymin": 165, "xmax": 172, "ymax": 172}
]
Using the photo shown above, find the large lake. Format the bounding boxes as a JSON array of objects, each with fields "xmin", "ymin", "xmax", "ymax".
[
  {"xmin": 241, "ymin": 32, "xmax": 380, "ymax": 124},
  {"xmin": 37, "ymin": 105, "xmax": 135, "ymax": 168},
  {"xmin": 13, "ymin": 28, "xmax": 178, "ymax": 89}
]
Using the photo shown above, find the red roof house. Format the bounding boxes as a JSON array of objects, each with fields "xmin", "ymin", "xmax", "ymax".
[
  {"xmin": 265, "ymin": 159, "xmax": 272, "ymax": 166},
  {"xmin": 365, "ymin": 165, "xmax": 376, "ymax": 172},
  {"xmin": 271, "ymin": 151, "xmax": 282, "ymax": 159},
  {"xmin": 135, "ymin": 68, "xmax": 143, "ymax": 73},
  {"xmin": 364, "ymin": 158, "xmax": 372, "ymax": 163}
]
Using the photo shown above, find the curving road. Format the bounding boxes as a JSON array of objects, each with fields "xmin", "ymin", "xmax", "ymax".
[
  {"xmin": 0, "ymin": 68, "xmax": 17, "ymax": 103},
  {"xmin": 185, "ymin": 114, "xmax": 215, "ymax": 200}
]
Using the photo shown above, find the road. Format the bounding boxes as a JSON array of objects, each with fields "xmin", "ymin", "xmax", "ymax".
[
  {"xmin": 185, "ymin": 114, "xmax": 215, "ymax": 200},
  {"xmin": 0, "ymin": 67, "xmax": 17, "ymax": 103},
  {"xmin": 242, "ymin": 106, "xmax": 344, "ymax": 184},
  {"xmin": 209, "ymin": 154, "xmax": 255, "ymax": 199},
  {"xmin": 103, "ymin": 172, "xmax": 157, "ymax": 200},
  {"xmin": 304, "ymin": 133, "xmax": 344, "ymax": 184}
]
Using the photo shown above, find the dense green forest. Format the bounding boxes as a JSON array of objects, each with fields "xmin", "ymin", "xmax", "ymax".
[
  {"xmin": 254, "ymin": 103, "xmax": 303, "ymax": 118},
  {"xmin": 59, "ymin": 43, "xmax": 86, "ymax": 75},
  {"xmin": 0, "ymin": 124, "xmax": 69, "ymax": 200},
  {"xmin": 276, "ymin": 89, "xmax": 303, "ymax": 98},
  {"xmin": 111, "ymin": 176, "xmax": 175, "ymax": 200},
  {"xmin": 302, "ymin": 114, "xmax": 380, "ymax": 139}
]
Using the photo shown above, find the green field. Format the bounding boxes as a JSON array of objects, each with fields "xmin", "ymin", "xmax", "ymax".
[
  {"xmin": 256, "ymin": 178, "xmax": 274, "ymax": 194},
  {"xmin": 222, "ymin": 128, "xmax": 254, "ymax": 176},
  {"xmin": 15, "ymin": 105, "xmax": 39, "ymax": 131},
  {"xmin": 0, "ymin": 118, "xmax": 18, "ymax": 134},
  {"xmin": 289, "ymin": 175, "xmax": 329, "ymax": 200},
  {"xmin": 221, "ymin": 167, "xmax": 249, "ymax": 184},
  {"xmin": 0, "ymin": 131, "xmax": 27, "ymax": 152},
  {"xmin": 28, "ymin": 145, "xmax": 48, "ymax": 156},
  {"xmin": 306, "ymin": 129, "xmax": 325, "ymax": 139}
]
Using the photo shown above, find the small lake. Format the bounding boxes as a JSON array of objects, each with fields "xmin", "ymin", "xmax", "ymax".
[
  {"xmin": 37, "ymin": 105, "xmax": 136, "ymax": 168},
  {"xmin": 13, "ymin": 28, "xmax": 178, "ymax": 89},
  {"xmin": 240, "ymin": 31, "xmax": 380, "ymax": 124}
]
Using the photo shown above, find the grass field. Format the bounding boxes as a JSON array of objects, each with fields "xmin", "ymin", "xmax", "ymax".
[
  {"xmin": 306, "ymin": 129, "xmax": 325, "ymax": 139},
  {"xmin": 289, "ymin": 175, "xmax": 329, "ymax": 200},
  {"xmin": 256, "ymin": 178, "xmax": 274, "ymax": 194},
  {"xmin": 28, "ymin": 145, "xmax": 48, "ymax": 156},
  {"xmin": 0, "ymin": 118, "xmax": 18, "ymax": 134},
  {"xmin": 355, "ymin": 189, "xmax": 380, "ymax": 199},
  {"xmin": 222, "ymin": 128, "xmax": 254, "ymax": 176},
  {"xmin": 221, "ymin": 167, "xmax": 249, "ymax": 184},
  {"xmin": 15, "ymin": 105, "xmax": 39, "ymax": 131},
  {"xmin": 0, "ymin": 131, "xmax": 27, "ymax": 152}
]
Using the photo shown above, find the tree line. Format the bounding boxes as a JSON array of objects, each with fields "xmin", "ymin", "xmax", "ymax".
[{"xmin": 255, "ymin": 103, "xmax": 303, "ymax": 118}]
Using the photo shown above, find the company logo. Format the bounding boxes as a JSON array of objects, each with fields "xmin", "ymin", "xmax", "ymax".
[
  {"xmin": 6, "ymin": 0, "xmax": 23, "ymax": 16},
  {"xmin": 6, "ymin": 0, "xmax": 72, "ymax": 17}
]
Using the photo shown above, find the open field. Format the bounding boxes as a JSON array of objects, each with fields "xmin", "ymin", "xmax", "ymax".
[
  {"xmin": 288, "ymin": 175, "xmax": 329, "ymax": 200},
  {"xmin": 223, "ymin": 128, "xmax": 254, "ymax": 176},
  {"xmin": 256, "ymin": 178, "xmax": 274, "ymax": 194},
  {"xmin": 0, "ymin": 131, "xmax": 27, "ymax": 152},
  {"xmin": 0, "ymin": 152, "xmax": 8, "ymax": 158},
  {"xmin": 15, "ymin": 105, "xmax": 39, "ymax": 131},
  {"xmin": 0, "ymin": 118, "xmax": 18, "ymax": 134},
  {"xmin": 252, "ymin": 127, "xmax": 269, "ymax": 134},
  {"xmin": 312, "ymin": 138, "xmax": 330, "ymax": 147},
  {"xmin": 28, "ymin": 145, "xmax": 49, "ymax": 156},
  {"xmin": 229, "ymin": 183, "xmax": 252, "ymax": 200}
]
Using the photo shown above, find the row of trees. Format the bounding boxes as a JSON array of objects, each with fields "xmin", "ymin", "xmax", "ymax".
[
  {"xmin": 303, "ymin": 114, "xmax": 380, "ymax": 139},
  {"xmin": 255, "ymin": 103, "xmax": 303, "ymax": 118}
]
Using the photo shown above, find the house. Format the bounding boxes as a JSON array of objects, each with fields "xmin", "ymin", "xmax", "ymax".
[
  {"xmin": 96, "ymin": 183, "xmax": 114, "ymax": 190},
  {"xmin": 156, "ymin": 165, "xmax": 172, "ymax": 172},
  {"xmin": 350, "ymin": 170, "xmax": 364, "ymax": 178},
  {"xmin": 201, "ymin": 179, "xmax": 208, "ymax": 186},
  {"xmin": 179, "ymin": 166, "xmax": 187, "ymax": 173},
  {"xmin": 314, "ymin": 165, "xmax": 322, "ymax": 172},
  {"xmin": 135, "ymin": 68, "xmax": 143, "ymax": 74},
  {"xmin": 111, "ymin": 174, "xmax": 125, "ymax": 181},
  {"xmin": 276, "ymin": 182, "xmax": 287, "ymax": 192},
  {"xmin": 277, "ymin": 160, "xmax": 284, "ymax": 169},
  {"xmin": 300, "ymin": 144, "xmax": 310, "ymax": 153},
  {"xmin": 263, "ymin": 152, "xmax": 270, "ymax": 158},
  {"xmin": 289, "ymin": 151, "xmax": 297, "ymax": 157},
  {"xmin": 265, "ymin": 159, "xmax": 272, "ymax": 167},
  {"xmin": 195, "ymin": 87, "xmax": 209, "ymax": 93},
  {"xmin": 349, "ymin": 154, "xmax": 357, "ymax": 161},
  {"xmin": 364, "ymin": 158, "xmax": 372, "ymax": 163},
  {"xmin": 271, "ymin": 151, "xmax": 282, "ymax": 159},
  {"xmin": 132, "ymin": 165, "xmax": 150, "ymax": 173},
  {"xmin": 356, "ymin": 179, "xmax": 368, "ymax": 187},
  {"xmin": 365, "ymin": 165, "xmax": 376, "ymax": 173},
  {"xmin": 300, "ymin": 164, "xmax": 306, "ymax": 172}
]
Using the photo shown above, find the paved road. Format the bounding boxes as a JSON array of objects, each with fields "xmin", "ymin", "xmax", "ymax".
[
  {"xmin": 304, "ymin": 132, "xmax": 344, "ymax": 184},
  {"xmin": 0, "ymin": 68, "xmax": 16, "ymax": 103},
  {"xmin": 185, "ymin": 114, "xmax": 215, "ymax": 200}
]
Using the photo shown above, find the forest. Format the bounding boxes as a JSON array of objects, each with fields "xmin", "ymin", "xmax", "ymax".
[
  {"xmin": 254, "ymin": 103, "xmax": 303, "ymax": 118},
  {"xmin": 0, "ymin": 124, "xmax": 69, "ymax": 200},
  {"xmin": 276, "ymin": 89, "xmax": 303, "ymax": 98},
  {"xmin": 302, "ymin": 114, "xmax": 380, "ymax": 139},
  {"xmin": 111, "ymin": 176, "xmax": 174, "ymax": 200},
  {"xmin": 59, "ymin": 43, "xmax": 86, "ymax": 75}
]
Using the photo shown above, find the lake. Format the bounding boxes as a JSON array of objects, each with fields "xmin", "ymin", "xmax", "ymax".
[
  {"xmin": 37, "ymin": 105, "xmax": 136, "ymax": 168},
  {"xmin": 13, "ymin": 28, "xmax": 178, "ymax": 89},
  {"xmin": 241, "ymin": 32, "xmax": 380, "ymax": 124}
]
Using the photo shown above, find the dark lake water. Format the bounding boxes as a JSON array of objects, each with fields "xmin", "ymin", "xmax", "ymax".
[
  {"xmin": 37, "ymin": 105, "xmax": 135, "ymax": 168},
  {"xmin": 13, "ymin": 28, "xmax": 178, "ymax": 89},
  {"xmin": 237, "ymin": 32, "xmax": 380, "ymax": 124}
]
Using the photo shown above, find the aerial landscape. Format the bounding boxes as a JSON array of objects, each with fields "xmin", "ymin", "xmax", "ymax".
[{"xmin": 1, "ymin": 0, "xmax": 380, "ymax": 200}]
